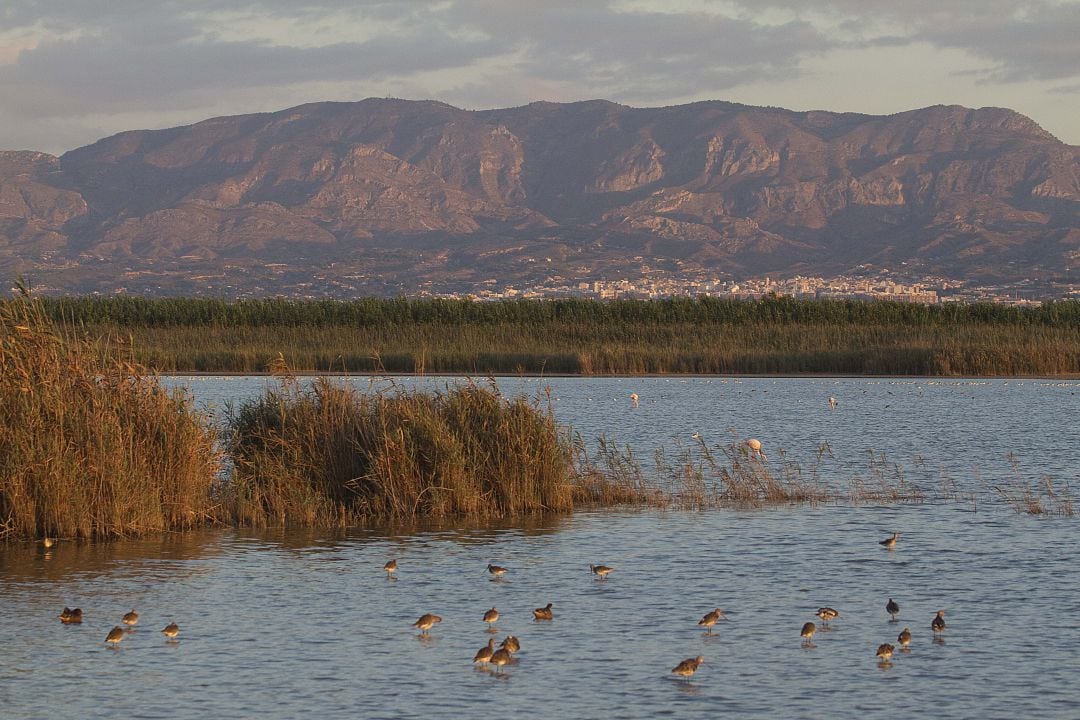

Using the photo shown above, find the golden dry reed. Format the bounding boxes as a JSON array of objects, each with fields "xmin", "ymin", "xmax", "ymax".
[
  {"xmin": 221, "ymin": 371, "xmax": 577, "ymax": 527},
  {"xmin": 0, "ymin": 289, "xmax": 221, "ymax": 541}
]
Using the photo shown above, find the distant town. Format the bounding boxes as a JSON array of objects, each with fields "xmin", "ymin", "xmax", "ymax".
[{"xmin": 432, "ymin": 271, "xmax": 1077, "ymax": 306}]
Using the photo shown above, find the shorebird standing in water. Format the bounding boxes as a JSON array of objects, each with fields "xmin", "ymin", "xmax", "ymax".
[
  {"xmin": 162, "ymin": 622, "xmax": 180, "ymax": 639},
  {"xmin": 413, "ymin": 613, "xmax": 442, "ymax": 634},
  {"xmin": 122, "ymin": 610, "xmax": 139, "ymax": 628},
  {"xmin": 801, "ymin": 622, "xmax": 817, "ymax": 645},
  {"xmin": 589, "ymin": 564, "xmax": 614, "ymax": 580},
  {"xmin": 489, "ymin": 647, "xmax": 512, "ymax": 674},
  {"xmin": 487, "ymin": 563, "xmax": 508, "ymax": 579},
  {"xmin": 815, "ymin": 607, "xmax": 839, "ymax": 626},
  {"xmin": 698, "ymin": 608, "xmax": 726, "ymax": 633},
  {"xmin": 473, "ymin": 638, "xmax": 496, "ymax": 665},
  {"xmin": 59, "ymin": 607, "xmax": 82, "ymax": 624},
  {"xmin": 897, "ymin": 627, "xmax": 912, "ymax": 650},
  {"xmin": 671, "ymin": 656, "xmax": 704, "ymax": 681},
  {"xmin": 383, "ymin": 559, "xmax": 397, "ymax": 578},
  {"xmin": 931, "ymin": 610, "xmax": 946, "ymax": 635},
  {"xmin": 876, "ymin": 643, "xmax": 895, "ymax": 664},
  {"xmin": 828, "ymin": 396, "xmax": 838, "ymax": 410},
  {"xmin": 106, "ymin": 626, "xmax": 125, "ymax": 646},
  {"xmin": 745, "ymin": 438, "xmax": 767, "ymax": 461},
  {"xmin": 500, "ymin": 635, "xmax": 520, "ymax": 655},
  {"xmin": 533, "ymin": 602, "xmax": 554, "ymax": 621},
  {"xmin": 483, "ymin": 607, "xmax": 500, "ymax": 628},
  {"xmin": 880, "ymin": 532, "xmax": 899, "ymax": 549},
  {"xmin": 886, "ymin": 598, "xmax": 900, "ymax": 621},
  {"xmin": 43, "ymin": 537, "xmax": 55, "ymax": 548}
]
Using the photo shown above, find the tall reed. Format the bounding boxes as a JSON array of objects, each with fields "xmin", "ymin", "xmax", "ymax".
[
  {"xmin": 34, "ymin": 296, "xmax": 1080, "ymax": 376},
  {"xmin": 0, "ymin": 290, "xmax": 221, "ymax": 540},
  {"xmin": 221, "ymin": 375, "xmax": 576, "ymax": 526}
]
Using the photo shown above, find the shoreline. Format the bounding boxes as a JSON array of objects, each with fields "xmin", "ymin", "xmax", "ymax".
[{"xmin": 165, "ymin": 371, "xmax": 1080, "ymax": 380}]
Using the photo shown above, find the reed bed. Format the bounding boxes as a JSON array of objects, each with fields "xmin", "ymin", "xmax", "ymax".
[
  {"xmin": 221, "ymin": 374, "xmax": 577, "ymax": 526},
  {"xmin": 0, "ymin": 291, "xmax": 221, "ymax": 541},
  {"xmin": 33, "ymin": 296, "xmax": 1080, "ymax": 376}
]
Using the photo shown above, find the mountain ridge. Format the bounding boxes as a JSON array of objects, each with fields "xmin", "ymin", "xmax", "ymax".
[{"xmin": 2, "ymin": 98, "xmax": 1077, "ymax": 296}]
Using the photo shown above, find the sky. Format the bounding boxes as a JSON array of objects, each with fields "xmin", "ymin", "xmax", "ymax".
[{"xmin": 2, "ymin": 0, "xmax": 1080, "ymax": 154}]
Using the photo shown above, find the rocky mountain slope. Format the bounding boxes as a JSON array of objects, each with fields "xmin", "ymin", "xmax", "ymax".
[{"xmin": 2, "ymin": 98, "xmax": 1078, "ymax": 295}]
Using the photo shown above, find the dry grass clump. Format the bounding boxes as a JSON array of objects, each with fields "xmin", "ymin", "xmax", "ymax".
[
  {"xmin": 221, "ymin": 374, "xmax": 577, "ymax": 526},
  {"xmin": 0, "ymin": 291, "xmax": 220, "ymax": 541},
  {"xmin": 992, "ymin": 453, "xmax": 1074, "ymax": 516}
]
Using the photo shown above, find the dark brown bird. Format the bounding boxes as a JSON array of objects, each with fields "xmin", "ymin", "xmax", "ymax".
[
  {"xmin": 105, "ymin": 626, "xmax": 125, "ymax": 645},
  {"xmin": 589, "ymin": 564, "xmax": 614, "ymax": 579},
  {"xmin": 880, "ymin": 532, "xmax": 899, "ymax": 549},
  {"xmin": 886, "ymin": 598, "xmax": 900, "ymax": 621},
  {"xmin": 483, "ymin": 607, "xmax": 500, "ymax": 627},
  {"xmin": 383, "ymin": 559, "xmax": 397, "ymax": 577},
  {"xmin": 500, "ymin": 635, "xmax": 520, "ymax": 654},
  {"xmin": 815, "ymin": 607, "xmax": 839, "ymax": 625},
  {"xmin": 671, "ymin": 656, "xmax": 704, "ymax": 681},
  {"xmin": 698, "ymin": 608, "xmax": 726, "ymax": 633},
  {"xmin": 122, "ymin": 609, "xmax": 139, "ymax": 627},
  {"xmin": 473, "ymin": 638, "xmax": 496, "ymax": 665},
  {"xmin": 413, "ymin": 613, "xmax": 442, "ymax": 634},
  {"xmin": 487, "ymin": 563, "xmax": 508, "ymax": 578},
  {"xmin": 58, "ymin": 607, "xmax": 83, "ymax": 624},
  {"xmin": 533, "ymin": 602, "xmax": 554, "ymax": 621},
  {"xmin": 801, "ymin": 622, "xmax": 816, "ymax": 644},
  {"xmin": 931, "ymin": 610, "xmax": 946, "ymax": 634},
  {"xmin": 898, "ymin": 627, "xmax": 912, "ymax": 649},
  {"xmin": 489, "ymin": 647, "xmax": 512, "ymax": 673},
  {"xmin": 161, "ymin": 622, "xmax": 180, "ymax": 639},
  {"xmin": 876, "ymin": 643, "xmax": 895, "ymax": 662}
]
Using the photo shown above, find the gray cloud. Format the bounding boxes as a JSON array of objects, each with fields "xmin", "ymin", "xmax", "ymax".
[
  {"xmin": 734, "ymin": 0, "xmax": 1080, "ymax": 83},
  {"xmin": 2, "ymin": 0, "xmax": 1079, "ymax": 152}
]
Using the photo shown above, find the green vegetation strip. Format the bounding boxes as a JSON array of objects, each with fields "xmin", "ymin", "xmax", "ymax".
[
  {"xmin": 2, "ymin": 294, "xmax": 1071, "ymax": 541},
  {"xmin": 32, "ymin": 296, "xmax": 1080, "ymax": 376}
]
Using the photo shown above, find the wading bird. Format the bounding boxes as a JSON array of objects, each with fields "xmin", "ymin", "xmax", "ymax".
[
  {"xmin": 698, "ymin": 608, "xmax": 726, "ymax": 633},
  {"xmin": 745, "ymin": 438, "xmax": 767, "ymax": 461},
  {"xmin": 630, "ymin": 393, "xmax": 639, "ymax": 407},
  {"xmin": 879, "ymin": 532, "xmax": 899, "ymax": 549},
  {"xmin": 801, "ymin": 622, "xmax": 816, "ymax": 645},
  {"xmin": 816, "ymin": 607, "xmax": 839, "ymax": 625},
  {"xmin": 473, "ymin": 638, "xmax": 496, "ymax": 665},
  {"xmin": 500, "ymin": 635, "xmax": 520, "ymax": 655},
  {"xmin": 886, "ymin": 598, "xmax": 900, "ymax": 621},
  {"xmin": 589, "ymin": 564, "xmax": 615, "ymax": 579},
  {"xmin": 483, "ymin": 607, "xmax": 500, "ymax": 628},
  {"xmin": 487, "ymin": 563, "xmax": 508, "ymax": 579},
  {"xmin": 898, "ymin": 627, "xmax": 912, "ymax": 649},
  {"xmin": 671, "ymin": 656, "xmax": 704, "ymax": 681},
  {"xmin": 106, "ymin": 627, "xmax": 125, "ymax": 646},
  {"xmin": 383, "ymin": 559, "xmax": 397, "ymax": 578},
  {"xmin": 931, "ymin": 610, "xmax": 946, "ymax": 635},
  {"xmin": 122, "ymin": 610, "xmax": 139, "ymax": 627},
  {"xmin": 162, "ymin": 622, "xmax": 180, "ymax": 639},
  {"xmin": 876, "ymin": 643, "xmax": 895, "ymax": 663},
  {"xmin": 413, "ymin": 613, "xmax": 442, "ymax": 634},
  {"xmin": 489, "ymin": 647, "xmax": 512, "ymax": 673}
]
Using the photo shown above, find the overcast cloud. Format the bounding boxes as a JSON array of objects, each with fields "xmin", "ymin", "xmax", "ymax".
[{"xmin": 1, "ymin": 0, "xmax": 1078, "ymax": 153}]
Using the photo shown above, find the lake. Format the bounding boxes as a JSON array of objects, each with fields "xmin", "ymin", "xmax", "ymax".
[{"xmin": 2, "ymin": 376, "xmax": 1077, "ymax": 719}]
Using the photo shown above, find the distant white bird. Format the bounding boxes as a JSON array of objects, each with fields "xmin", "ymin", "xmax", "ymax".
[
  {"xmin": 630, "ymin": 393, "xmax": 639, "ymax": 407},
  {"xmin": 745, "ymin": 438, "xmax": 767, "ymax": 461},
  {"xmin": 828, "ymin": 396, "xmax": 837, "ymax": 409}
]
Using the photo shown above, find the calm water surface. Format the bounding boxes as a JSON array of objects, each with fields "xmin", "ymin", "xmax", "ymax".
[{"xmin": 2, "ymin": 377, "xmax": 1077, "ymax": 719}]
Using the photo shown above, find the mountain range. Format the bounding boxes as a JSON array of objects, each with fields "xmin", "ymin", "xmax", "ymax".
[{"xmin": 1, "ymin": 98, "xmax": 1078, "ymax": 296}]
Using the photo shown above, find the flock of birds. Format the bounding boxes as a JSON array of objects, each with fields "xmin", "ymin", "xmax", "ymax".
[
  {"xmin": 49, "ymin": 530, "xmax": 946, "ymax": 678},
  {"xmin": 380, "ymin": 533, "xmax": 947, "ymax": 682},
  {"xmin": 57, "ymin": 605, "xmax": 180, "ymax": 646}
]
